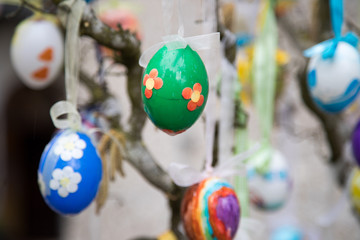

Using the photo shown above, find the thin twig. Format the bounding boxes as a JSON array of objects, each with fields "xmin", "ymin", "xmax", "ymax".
[
  {"xmin": 4, "ymin": 2, "xmax": 25, "ymax": 18},
  {"xmin": 22, "ymin": 0, "xmax": 52, "ymax": 13},
  {"xmin": 346, "ymin": 16, "xmax": 360, "ymax": 35}
]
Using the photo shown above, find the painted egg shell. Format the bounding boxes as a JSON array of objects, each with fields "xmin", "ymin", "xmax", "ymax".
[
  {"xmin": 352, "ymin": 120, "xmax": 360, "ymax": 166},
  {"xmin": 142, "ymin": 44, "xmax": 209, "ymax": 136},
  {"xmin": 349, "ymin": 168, "xmax": 360, "ymax": 215},
  {"xmin": 11, "ymin": 16, "xmax": 64, "ymax": 90},
  {"xmin": 247, "ymin": 150, "xmax": 291, "ymax": 210},
  {"xmin": 38, "ymin": 129, "xmax": 102, "ymax": 215},
  {"xmin": 181, "ymin": 177, "xmax": 240, "ymax": 240},
  {"xmin": 271, "ymin": 225, "xmax": 303, "ymax": 240},
  {"xmin": 307, "ymin": 41, "xmax": 360, "ymax": 113}
]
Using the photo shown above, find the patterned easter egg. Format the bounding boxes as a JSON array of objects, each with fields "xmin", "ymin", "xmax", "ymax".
[
  {"xmin": 352, "ymin": 120, "xmax": 360, "ymax": 166},
  {"xmin": 10, "ymin": 16, "xmax": 64, "ymax": 90},
  {"xmin": 181, "ymin": 177, "xmax": 240, "ymax": 240},
  {"xmin": 247, "ymin": 150, "xmax": 291, "ymax": 210},
  {"xmin": 38, "ymin": 129, "xmax": 102, "ymax": 215},
  {"xmin": 307, "ymin": 42, "xmax": 360, "ymax": 113},
  {"xmin": 350, "ymin": 168, "xmax": 360, "ymax": 215},
  {"xmin": 142, "ymin": 44, "xmax": 209, "ymax": 135}
]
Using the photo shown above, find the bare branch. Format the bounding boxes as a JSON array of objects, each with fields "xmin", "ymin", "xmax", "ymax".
[
  {"xmin": 79, "ymin": 6, "xmax": 141, "ymax": 67},
  {"xmin": 346, "ymin": 16, "xmax": 360, "ymax": 35}
]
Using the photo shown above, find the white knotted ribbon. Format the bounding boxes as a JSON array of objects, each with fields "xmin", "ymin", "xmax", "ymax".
[
  {"xmin": 139, "ymin": 32, "xmax": 220, "ymax": 68},
  {"xmin": 168, "ymin": 144, "xmax": 260, "ymax": 187}
]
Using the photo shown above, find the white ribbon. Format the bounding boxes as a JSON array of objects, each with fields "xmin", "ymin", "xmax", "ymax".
[
  {"xmin": 168, "ymin": 144, "xmax": 259, "ymax": 187},
  {"xmin": 50, "ymin": 100, "xmax": 81, "ymax": 130},
  {"xmin": 50, "ymin": 0, "xmax": 85, "ymax": 130},
  {"xmin": 138, "ymin": 32, "xmax": 220, "ymax": 68}
]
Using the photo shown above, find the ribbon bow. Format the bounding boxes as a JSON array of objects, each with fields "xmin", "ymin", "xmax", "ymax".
[
  {"xmin": 304, "ymin": 32, "xmax": 358, "ymax": 59},
  {"xmin": 168, "ymin": 144, "xmax": 259, "ymax": 187},
  {"xmin": 304, "ymin": 0, "xmax": 358, "ymax": 59},
  {"xmin": 139, "ymin": 32, "xmax": 220, "ymax": 68}
]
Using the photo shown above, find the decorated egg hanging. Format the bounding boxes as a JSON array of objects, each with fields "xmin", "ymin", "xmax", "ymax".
[
  {"xmin": 10, "ymin": 15, "xmax": 64, "ymax": 90},
  {"xmin": 349, "ymin": 168, "xmax": 360, "ymax": 215},
  {"xmin": 181, "ymin": 177, "xmax": 240, "ymax": 240},
  {"xmin": 352, "ymin": 120, "xmax": 360, "ymax": 166},
  {"xmin": 307, "ymin": 41, "xmax": 360, "ymax": 113},
  {"xmin": 38, "ymin": 129, "xmax": 102, "ymax": 215},
  {"xmin": 247, "ymin": 150, "xmax": 291, "ymax": 210},
  {"xmin": 271, "ymin": 225, "xmax": 303, "ymax": 240},
  {"xmin": 142, "ymin": 44, "xmax": 209, "ymax": 135}
]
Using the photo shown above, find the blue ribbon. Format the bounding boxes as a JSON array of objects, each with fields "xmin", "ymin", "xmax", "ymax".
[
  {"xmin": 331, "ymin": 0, "xmax": 343, "ymax": 39},
  {"xmin": 304, "ymin": 0, "xmax": 358, "ymax": 59},
  {"xmin": 304, "ymin": 32, "xmax": 358, "ymax": 59}
]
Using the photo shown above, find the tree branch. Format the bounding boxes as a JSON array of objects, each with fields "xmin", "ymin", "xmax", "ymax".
[
  {"xmin": 50, "ymin": 0, "xmax": 141, "ymax": 67},
  {"xmin": 79, "ymin": 6, "xmax": 141, "ymax": 66}
]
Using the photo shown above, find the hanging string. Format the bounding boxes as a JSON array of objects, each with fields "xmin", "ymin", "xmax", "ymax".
[
  {"xmin": 176, "ymin": 0, "xmax": 184, "ymax": 37},
  {"xmin": 63, "ymin": 0, "xmax": 83, "ymax": 106},
  {"xmin": 161, "ymin": 0, "xmax": 175, "ymax": 36},
  {"xmin": 330, "ymin": 0, "xmax": 343, "ymax": 40},
  {"xmin": 304, "ymin": 0, "xmax": 358, "ymax": 59},
  {"xmin": 50, "ymin": 0, "xmax": 86, "ymax": 130},
  {"xmin": 160, "ymin": 0, "xmax": 184, "ymax": 37}
]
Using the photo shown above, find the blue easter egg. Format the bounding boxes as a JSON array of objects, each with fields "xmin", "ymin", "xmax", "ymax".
[
  {"xmin": 271, "ymin": 226, "xmax": 303, "ymax": 240},
  {"xmin": 307, "ymin": 42, "xmax": 360, "ymax": 113},
  {"xmin": 38, "ymin": 129, "xmax": 102, "ymax": 215}
]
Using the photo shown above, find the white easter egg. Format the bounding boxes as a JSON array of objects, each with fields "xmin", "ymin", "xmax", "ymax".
[
  {"xmin": 307, "ymin": 41, "xmax": 360, "ymax": 113},
  {"xmin": 10, "ymin": 16, "xmax": 64, "ymax": 90},
  {"xmin": 247, "ymin": 150, "xmax": 291, "ymax": 210}
]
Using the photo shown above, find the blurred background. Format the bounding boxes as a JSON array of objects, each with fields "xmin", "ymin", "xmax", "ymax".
[{"xmin": 1, "ymin": 0, "xmax": 360, "ymax": 239}]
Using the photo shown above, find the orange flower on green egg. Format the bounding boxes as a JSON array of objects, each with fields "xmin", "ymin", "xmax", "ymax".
[
  {"xmin": 143, "ymin": 69, "xmax": 163, "ymax": 99},
  {"xmin": 182, "ymin": 83, "xmax": 204, "ymax": 111}
]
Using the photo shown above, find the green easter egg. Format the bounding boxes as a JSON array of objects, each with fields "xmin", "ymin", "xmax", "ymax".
[{"xmin": 141, "ymin": 44, "xmax": 209, "ymax": 135}]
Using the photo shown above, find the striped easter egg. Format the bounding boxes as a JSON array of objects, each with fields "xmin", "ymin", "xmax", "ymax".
[{"xmin": 181, "ymin": 177, "xmax": 240, "ymax": 240}]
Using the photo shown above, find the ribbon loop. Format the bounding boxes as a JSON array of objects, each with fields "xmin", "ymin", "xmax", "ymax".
[
  {"xmin": 50, "ymin": 101, "xmax": 81, "ymax": 130},
  {"xmin": 330, "ymin": 0, "xmax": 343, "ymax": 39}
]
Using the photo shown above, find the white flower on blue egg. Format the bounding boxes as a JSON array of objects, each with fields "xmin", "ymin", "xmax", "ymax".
[
  {"xmin": 37, "ymin": 172, "xmax": 46, "ymax": 197},
  {"xmin": 49, "ymin": 166, "xmax": 82, "ymax": 198},
  {"xmin": 54, "ymin": 133, "xmax": 86, "ymax": 161}
]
